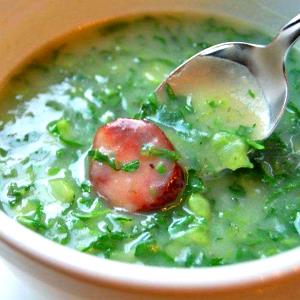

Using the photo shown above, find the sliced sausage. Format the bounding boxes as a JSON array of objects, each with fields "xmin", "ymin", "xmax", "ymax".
[{"xmin": 89, "ymin": 118, "xmax": 185, "ymax": 212}]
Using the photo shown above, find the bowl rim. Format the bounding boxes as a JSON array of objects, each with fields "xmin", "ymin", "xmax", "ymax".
[
  {"xmin": 0, "ymin": 7, "xmax": 300, "ymax": 292},
  {"xmin": 1, "ymin": 210, "xmax": 300, "ymax": 292}
]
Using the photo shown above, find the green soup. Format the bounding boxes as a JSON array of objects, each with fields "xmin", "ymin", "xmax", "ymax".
[{"xmin": 1, "ymin": 15, "xmax": 300, "ymax": 267}]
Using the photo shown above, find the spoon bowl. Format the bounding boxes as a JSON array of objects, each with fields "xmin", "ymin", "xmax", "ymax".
[{"xmin": 156, "ymin": 14, "xmax": 300, "ymax": 140}]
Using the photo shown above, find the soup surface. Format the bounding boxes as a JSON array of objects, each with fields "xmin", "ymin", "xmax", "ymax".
[{"xmin": 1, "ymin": 15, "xmax": 300, "ymax": 267}]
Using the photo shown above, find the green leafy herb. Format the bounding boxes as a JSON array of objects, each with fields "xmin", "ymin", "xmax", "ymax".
[
  {"xmin": 17, "ymin": 216, "xmax": 47, "ymax": 231},
  {"xmin": 168, "ymin": 215, "xmax": 195, "ymax": 239},
  {"xmin": 89, "ymin": 232, "xmax": 128, "ymax": 257},
  {"xmin": 45, "ymin": 100, "xmax": 64, "ymax": 111},
  {"xmin": 47, "ymin": 119, "xmax": 83, "ymax": 147},
  {"xmin": 45, "ymin": 218, "xmax": 69, "ymax": 244},
  {"xmin": 235, "ymin": 125, "xmax": 264, "ymax": 150},
  {"xmin": 112, "ymin": 215, "xmax": 133, "ymax": 222},
  {"xmin": 208, "ymin": 100, "xmax": 218, "ymax": 108},
  {"xmin": 165, "ymin": 83, "xmax": 177, "ymax": 100},
  {"xmin": 146, "ymin": 105, "xmax": 194, "ymax": 137},
  {"xmin": 121, "ymin": 160, "xmax": 140, "ymax": 172},
  {"xmin": 155, "ymin": 161, "xmax": 167, "ymax": 174},
  {"xmin": 16, "ymin": 199, "xmax": 46, "ymax": 232},
  {"xmin": 141, "ymin": 144, "xmax": 180, "ymax": 161},
  {"xmin": 153, "ymin": 35, "xmax": 167, "ymax": 45},
  {"xmin": 73, "ymin": 197, "xmax": 108, "ymax": 220},
  {"xmin": 266, "ymin": 181, "xmax": 300, "ymax": 204},
  {"xmin": 88, "ymin": 149, "xmax": 118, "ymax": 169},
  {"xmin": 248, "ymin": 89, "xmax": 256, "ymax": 98},
  {"xmin": 73, "ymin": 209, "xmax": 109, "ymax": 220},
  {"xmin": 229, "ymin": 183, "xmax": 246, "ymax": 197},
  {"xmin": 47, "ymin": 167, "xmax": 61, "ymax": 176},
  {"xmin": 246, "ymin": 139, "xmax": 264, "ymax": 150},
  {"xmin": 88, "ymin": 149, "xmax": 140, "ymax": 172},
  {"xmin": 251, "ymin": 134, "xmax": 293, "ymax": 177},
  {"xmin": 7, "ymin": 183, "xmax": 33, "ymax": 206},
  {"xmin": 207, "ymin": 257, "xmax": 224, "ymax": 266},
  {"xmin": 294, "ymin": 212, "xmax": 300, "ymax": 235},
  {"xmin": 0, "ymin": 148, "xmax": 7, "ymax": 157},
  {"xmin": 3, "ymin": 168, "xmax": 18, "ymax": 178},
  {"xmin": 236, "ymin": 125, "xmax": 253, "ymax": 138},
  {"xmin": 206, "ymin": 98, "xmax": 224, "ymax": 110},
  {"xmin": 80, "ymin": 182, "xmax": 91, "ymax": 193},
  {"xmin": 184, "ymin": 169, "xmax": 205, "ymax": 195},
  {"xmin": 135, "ymin": 241, "xmax": 174, "ymax": 266},
  {"xmin": 135, "ymin": 93, "xmax": 158, "ymax": 119}
]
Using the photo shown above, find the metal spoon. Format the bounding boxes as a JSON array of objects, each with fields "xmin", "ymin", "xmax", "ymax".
[{"xmin": 156, "ymin": 14, "xmax": 300, "ymax": 140}]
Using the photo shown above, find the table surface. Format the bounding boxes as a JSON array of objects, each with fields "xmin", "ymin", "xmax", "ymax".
[{"xmin": 0, "ymin": 257, "xmax": 40, "ymax": 300}]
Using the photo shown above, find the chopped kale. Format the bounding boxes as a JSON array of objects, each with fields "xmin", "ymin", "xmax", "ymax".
[
  {"xmin": 88, "ymin": 149, "xmax": 140, "ymax": 172},
  {"xmin": 47, "ymin": 119, "xmax": 84, "ymax": 147},
  {"xmin": 141, "ymin": 144, "xmax": 180, "ymax": 161},
  {"xmin": 165, "ymin": 83, "xmax": 177, "ymax": 100},
  {"xmin": 7, "ymin": 183, "xmax": 33, "ymax": 206},
  {"xmin": 251, "ymin": 134, "xmax": 296, "ymax": 177},
  {"xmin": 88, "ymin": 149, "xmax": 118, "ymax": 170},
  {"xmin": 155, "ymin": 161, "xmax": 167, "ymax": 174},
  {"xmin": 135, "ymin": 93, "xmax": 158, "ymax": 119},
  {"xmin": 248, "ymin": 89, "xmax": 256, "ymax": 98},
  {"xmin": 229, "ymin": 183, "xmax": 246, "ymax": 197},
  {"xmin": 184, "ymin": 169, "xmax": 205, "ymax": 195},
  {"xmin": 135, "ymin": 241, "xmax": 174, "ymax": 266},
  {"xmin": 121, "ymin": 160, "xmax": 140, "ymax": 172}
]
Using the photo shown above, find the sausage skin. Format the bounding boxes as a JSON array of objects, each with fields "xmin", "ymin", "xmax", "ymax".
[{"xmin": 89, "ymin": 118, "xmax": 185, "ymax": 212}]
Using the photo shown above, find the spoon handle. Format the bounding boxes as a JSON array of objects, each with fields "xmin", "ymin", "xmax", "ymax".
[{"xmin": 269, "ymin": 14, "xmax": 300, "ymax": 60}]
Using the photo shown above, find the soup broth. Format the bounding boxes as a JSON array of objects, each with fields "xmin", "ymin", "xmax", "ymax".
[{"xmin": 1, "ymin": 15, "xmax": 300, "ymax": 267}]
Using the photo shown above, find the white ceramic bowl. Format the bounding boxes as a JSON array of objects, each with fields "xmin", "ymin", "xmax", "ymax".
[{"xmin": 1, "ymin": 1, "xmax": 300, "ymax": 299}]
